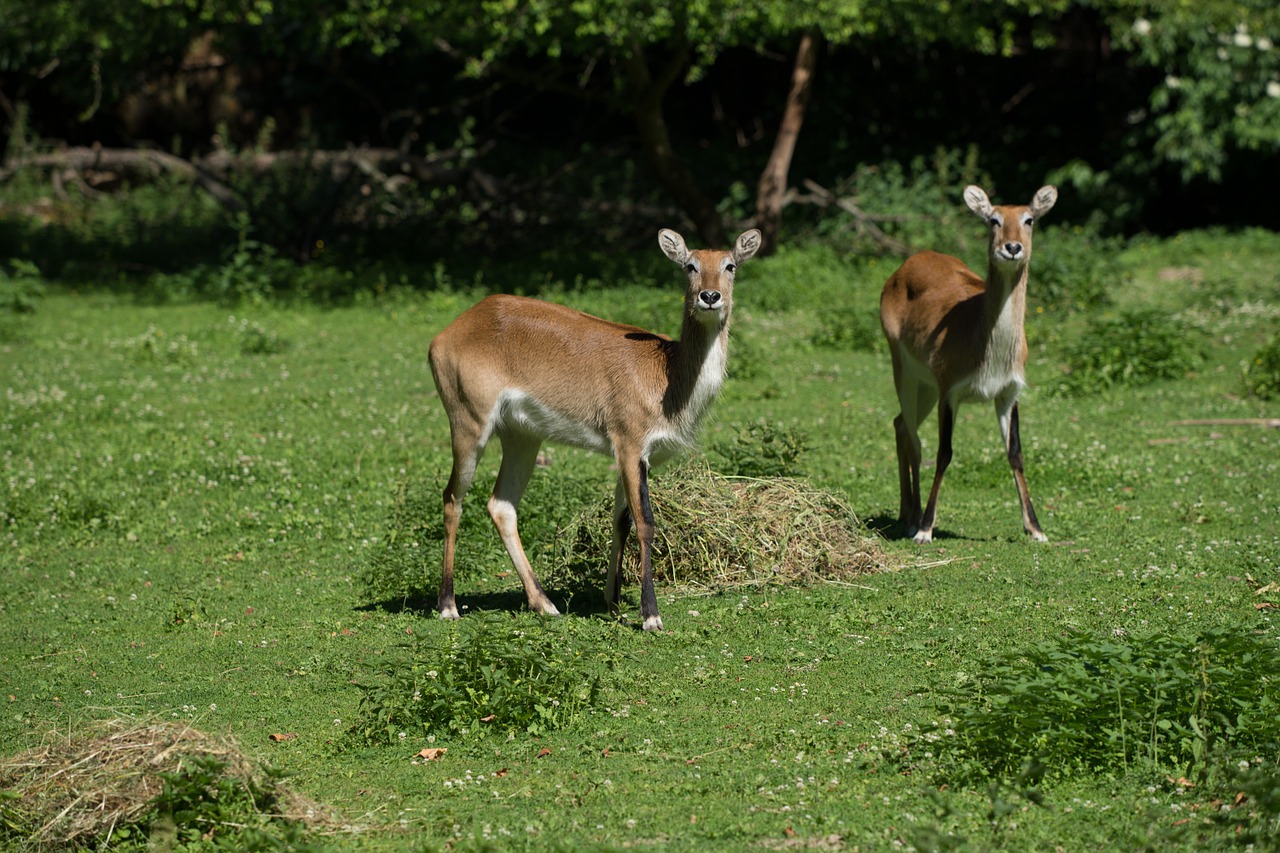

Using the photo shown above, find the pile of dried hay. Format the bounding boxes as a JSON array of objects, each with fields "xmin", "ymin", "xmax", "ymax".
[
  {"xmin": 550, "ymin": 460, "xmax": 896, "ymax": 592},
  {"xmin": 0, "ymin": 718, "xmax": 339, "ymax": 849}
]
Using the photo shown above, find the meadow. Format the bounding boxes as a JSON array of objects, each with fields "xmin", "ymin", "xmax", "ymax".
[{"xmin": 1, "ymin": 220, "xmax": 1278, "ymax": 851}]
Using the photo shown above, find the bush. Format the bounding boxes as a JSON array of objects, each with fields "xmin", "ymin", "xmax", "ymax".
[
  {"xmin": 1029, "ymin": 225, "xmax": 1119, "ymax": 313},
  {"xmin": 351, "ymin": 613, "xmax": 620, "ymax": 745},
  {"xmin": 1053, "ymin": 309, "xmax": 1203, "ymax": 396},
  {"xmin": 810, "ymin": 305, "xmax": 883, "ymax": 352},
  {"xmin": 0, "ymin": 260, "xmax": 45, "ymax": 314},
  {"xmin": 712, "ymin": 418, "xmax": 809, "ymax": 478},
  {"xmin": 914, "ymin": 627, "xmax": 1280, "ymax": 784},
  {"xmin": 810, "ymin": 147, "xmax": 990, "ymax": 258},
  {"xmin": 1244, "ymin": 336, "xmax": 1280, "ymax": 400}
]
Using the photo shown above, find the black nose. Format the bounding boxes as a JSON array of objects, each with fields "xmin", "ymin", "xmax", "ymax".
[
  {"xmin": 1004, "ymin": 242, "xmax": 1023, "ymax": 257},
  {"xmin": 699, "ymin": 291, "xmax": 722, "ymax": 307}
]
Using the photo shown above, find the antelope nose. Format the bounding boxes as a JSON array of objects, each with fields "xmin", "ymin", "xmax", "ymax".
[
  {"xmin": 1004, "ymin": 242, "xmax": 1023, "ymax": 257},
  {"xmin": 699, "ymin": 290, "xmax": 722, "ymax": 307}
]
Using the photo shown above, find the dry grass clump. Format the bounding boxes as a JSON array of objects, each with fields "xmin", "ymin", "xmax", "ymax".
[
  {"xmin": 0, "ymin": 717, "xmax": 338, "ymax": 850},
  {"xmin": 551, "ymin": 460, "xmax": 896, "ymax": 592}
]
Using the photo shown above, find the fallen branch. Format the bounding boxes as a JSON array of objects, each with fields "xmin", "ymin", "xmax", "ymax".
[
  {"xmin": 785, "ymin": 179, "xmax": 914, "ymax": 255},
  {"xmin": 1, "ymin": 144, "xmax": 485, "ymax": 214},
  {"xmin": 1172, "ymin": 418, "xmax": 1280, "ymax": 429}
]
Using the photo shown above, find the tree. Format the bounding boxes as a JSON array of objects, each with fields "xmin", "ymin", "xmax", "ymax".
[
  {"xmin": 1105, "ymin": 0, "xmax": 1280, "ymax": 181},
  {"xmin": 754, "ymin": 29, "xmax": 821, "ymax": 256}
]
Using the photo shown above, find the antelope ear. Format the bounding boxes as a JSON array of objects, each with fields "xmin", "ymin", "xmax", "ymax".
[
  {"xmin": 734, "ymin": 229, "xmax": 762, "ymax": 264},
  {"xmin": 1030, "ymin": 185, "xmax": 1058, "ymax": 218},
  {"xmin": 963, "ymin": 186, "xmax": 993, "ymax": 220},
  {"xmin": 659, "ymin": 229, "xmax": 690, "ymax": 265}
]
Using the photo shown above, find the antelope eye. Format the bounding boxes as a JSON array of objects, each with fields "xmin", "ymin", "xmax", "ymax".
[
  {"xmin": 1024, "ymin": 215, "xmax": 1035, "ymax": 227},
  {"xmin": 725, "ymin": 263, "xmax": 736, "ymax": 274},
  {"xmin": 685, "ymin": 263, "xmax": 697, "ymax": 273}
]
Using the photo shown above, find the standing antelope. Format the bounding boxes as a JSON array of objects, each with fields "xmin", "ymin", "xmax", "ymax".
[
  {"xmin": 428, "ymin": 228, "xmax": 762, "ymax": 631},
  {"xmin": 879, "ymin": 184, "xmax": 1058, "ymax": 544}
]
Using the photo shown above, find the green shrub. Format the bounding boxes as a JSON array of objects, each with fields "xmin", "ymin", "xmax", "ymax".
[
  {"xmin": 117, "ymin": 324, "xmax": 200, "ymax": 365},
  {"xmin": 1053, "ymin": 309, "xmax": 1203, "ymax": 396},
  {"xmin": 916, "ymin": 627, "xmax": 1280, "ymax": 784},
  {"xmin": 712, "ymin": 418, "xmax": 809, "ymax": 478},
  {"xmin": 0, "ymin": 260, "xmax": 45, "ymax": 314},
  {"xmin": 143, "ymin": 755, "xmax": 320, "ymax": 850},
  {"xmin": 1244, "ymin": 336, "xmax": 1280, "ymax": 400},
  {"xmin": 230, "ymin": 316, "xmax": 290, "ymax": 355},
  {"xmin": 747, "ymin": 242, "xmax": 868, "ymax": 315},
  {"xmin": 1030, "ymin": 225, "xmax": 1119, "ymax": 313},
  {"xmin": 351, "ymin": 613, "xmax": 620, "ymax": 745},
  {"xmin": 727, "ymin": 328, "xmax": 769, "ymax": 380},
  {"xmin": 811, "ymin": 147, "xmax": 990, "ymax": 258},
  {"xmin": 810, "ymin": 305, "xmax": 883, "ymax": 352}
]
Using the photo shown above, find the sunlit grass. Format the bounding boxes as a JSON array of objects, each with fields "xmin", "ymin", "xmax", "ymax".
[{"xmin": 1, "ymin": 227, "xmax": 1278, "ymax": 850}]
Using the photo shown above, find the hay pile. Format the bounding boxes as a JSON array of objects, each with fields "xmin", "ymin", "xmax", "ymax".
[
  {"xmin": 0, "ymin": 718, "xmax": 338, "ymax": 849},
  {"xmin": 551, "ymin": 461, "xmax": 895, "ymax": 591}
]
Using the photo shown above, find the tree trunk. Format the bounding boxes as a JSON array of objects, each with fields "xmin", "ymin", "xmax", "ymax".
[
  {"xmin": 754, "ymin": 30, "xmax": 821, "ymax": 256},
  {"xmin": 624, "ymin": 38, "xmax": 727, "ymax": 248}
]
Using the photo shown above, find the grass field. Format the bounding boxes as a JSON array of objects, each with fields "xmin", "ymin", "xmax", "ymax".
[{"xmin": 2, "ymin": 225, "xmax": 1278, "ymax": 850}]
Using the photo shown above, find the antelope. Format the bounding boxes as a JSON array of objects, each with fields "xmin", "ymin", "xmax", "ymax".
[
  {"xmin": 879, "ymin": 184, "xmax": 1058, "ymax": 544},
  {"xmin": 428, "ymin": 228, "xmax": 762, "ymax": 631}
]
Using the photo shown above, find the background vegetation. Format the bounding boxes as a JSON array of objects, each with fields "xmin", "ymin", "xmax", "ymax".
[{"xmin": 3, "ymin": 0, "xmax": 1280, "ymax": 264}]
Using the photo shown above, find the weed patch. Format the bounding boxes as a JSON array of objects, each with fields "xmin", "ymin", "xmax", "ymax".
[
  {"xmin": 810, "ymin": 305, "xmax": 883, "ymax": 353},
  {"xmin": 712, "ymin": 418, "xmax": 809, "ymax": 478},
  {"xmin": 115, "ymin": 324, "xmax": 201, "ymax": 366},
  {"xmin": 914, "ymin": 627, "xmax": 1280, "ymax": 785},
  {"xmin": 1244, "ymin": 335, "xmax": 1280, "ymax": 399},
  {"xmin": 0, "ymin": 260, "xmax": 45, "ymax": 315},
  {"xmin": 1053, "ymin": 308, "xmax": 1204, "ymax": 395},
  {"xmin": 350, "ymin": 613, "xmax": 621, "ymax": 746}
]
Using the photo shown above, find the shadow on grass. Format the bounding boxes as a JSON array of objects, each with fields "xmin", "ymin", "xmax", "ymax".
[
  {"xmin": 865, "ymin": 511, "xmax": 977, "ymax": 543},
  {"xmin": 358, "ymin": 585, "xmax": 630, "ymax": 623}
]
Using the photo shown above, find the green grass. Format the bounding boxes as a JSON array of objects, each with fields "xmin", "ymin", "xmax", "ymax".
[{"xmin": 2, "ymin": 227, "xmax": 1279, "ymax": 850}]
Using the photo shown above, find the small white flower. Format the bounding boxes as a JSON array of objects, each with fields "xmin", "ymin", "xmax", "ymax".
[
  {"xmin": 1132, "ymin": 18, "xmax": 1152, "ymax": 37},
  {"xmin": 1267, "ymin": 80, "xmax": 1280, "ymax": 99}
]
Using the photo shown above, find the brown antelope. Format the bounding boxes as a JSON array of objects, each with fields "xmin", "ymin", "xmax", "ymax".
[
  {"xmin": 879, "ymin": 184, "xmax": 1058, "ymax": 544},
  {"xmin": 428, "ymin": 228, "xmax": 762, "ymax": 631}
]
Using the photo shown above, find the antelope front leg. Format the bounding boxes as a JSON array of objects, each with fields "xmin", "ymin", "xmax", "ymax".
[
  {"xmin": 620, "ymin": 457, "xmax": 663, "ymax": 631},
  {"xmin": 1000, "ymin": 399, "xmax": 1048, "ymax": 542},
  {"xmin": 915, "ymin": 401, "xmax": 956, "ymax": 544}
]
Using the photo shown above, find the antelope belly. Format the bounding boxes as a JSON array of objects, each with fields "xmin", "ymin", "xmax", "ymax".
[{"xmin": 491, "ymin": 389, "xmax": 613, "ymax": 455}]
